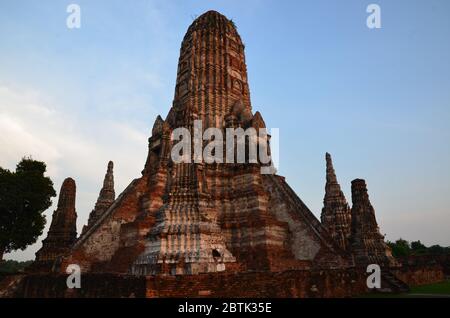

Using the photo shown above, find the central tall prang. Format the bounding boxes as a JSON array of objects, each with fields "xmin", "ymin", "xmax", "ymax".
[
  {"xmin": 132, "ymin": 10, "xmax": 263, "ymax": 275},
  {"xmin": 170, "ymin": 10, "xmax": 252, "ymax": 128},
  {"xmin": 132, "ymin": 11, "xmax": 347, "ymax": 275}
]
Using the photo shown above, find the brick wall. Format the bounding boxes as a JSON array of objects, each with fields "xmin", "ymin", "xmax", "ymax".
[
  {"xmin": 12, "ymin": 269, "xmax": 367, "ymax": 298},
  {"xmin": 393, "ymin": 266, "xmax": 445, "ymax": 287}
]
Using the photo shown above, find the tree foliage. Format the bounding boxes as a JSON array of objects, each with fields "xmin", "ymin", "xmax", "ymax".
[
  {"xmin": 387, "ymin": 238, "xmax": 450, "ymax": 258},
  {"xmin": 0, "ymin": 158, "xmax": 56, "ymax": 260},
  {"xmin": 387, "ymin": 238, "xmax": 411, "ymax": 257},
  {"xmin": 0, "ymin": 259, "xmax": 33, "ymax": 273},
  {"xmin": 411, "ymin": 240, "xmax": 427, "ymax": 255}
]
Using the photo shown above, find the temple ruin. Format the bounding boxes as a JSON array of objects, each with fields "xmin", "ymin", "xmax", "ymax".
[{"xmin": 4, "ymin": 10, "xmax": 422, "ymax": 298}]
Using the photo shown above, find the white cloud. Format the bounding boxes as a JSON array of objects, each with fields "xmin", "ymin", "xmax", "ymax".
[{"xmin": 0, "ymin": 84, "xmax": 149, "ymax": 261}]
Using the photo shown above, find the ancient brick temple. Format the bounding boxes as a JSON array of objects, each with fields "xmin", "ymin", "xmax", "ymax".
[
  {"xmin": 19, "ymin": 10, "xmax": 403, "ymax": 297},
  {"xmin": 32, "ymin": 178, "xmax": 77, "ymax": 271},
  {"xmin": 58, "ymin": 10, "xmax": 358, "ymax": 276}
]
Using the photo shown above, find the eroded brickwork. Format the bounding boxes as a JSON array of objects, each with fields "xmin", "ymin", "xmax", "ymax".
[
  {"xmin": 131, "ymin": 11, "xmax": 351, "ymax": 275},
  {"xmin": 349, "ymin": 179, "xmax": 396, "ymax": 267},
  {"xmin": 14, "ymin": 269, "xmax": 367, "ymax": 298},
  {"xmin": 53, "ymin": 10, "xmax": 352, "ymax": 277},
  {"xmin": 61, "ymin": 176, "xmax": 150, "ymax": 272},
  {"xmin": 11, "ymin": 10, "xmax": 422, "ymax": 299},
  {"xmin": 81, "ymin": 161, "xmax": 115, "ymax": 235},
  {"xmin": 321, "ymin": 153, "xmax": 352, "ymax": 250},
  {"xmin": 393, "ymin": 266, "xmax": 445, "ymax": 287},
  {"xmin": 32, "ymin": 178, "xmax": 77, "ymax": 272}
]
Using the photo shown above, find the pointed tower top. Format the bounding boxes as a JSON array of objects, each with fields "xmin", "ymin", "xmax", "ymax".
[
  {"xmin": 187, "ymin": 10, "xmax": 238, "ymax": 35},
  {"xmin": 152, "ymin": 115, "xmax": 164, "ymax": 136},
  {"xmin": 61, "ymin": 177, "xmax": 75, "ymax": 186},
  {"xmin": 171, "ymin": 10, "xmax": 250, "ymax": 129},
  {"xmin": 325, "ymin": 152, "xmax": 338, "ymax": 184},
  {"xmin": 99, "ymin": 161, "xmax": 115, "ymax": 203},
  {"xmin": 251, "ymin": 111, "xmax": 266, "ymax": 129},
  {"xmin": 352, "ymin": 178, "xmax": 366, "ymax": 186},
  {"xmin": 351, "ymin": 179, "xmax": 369, "ymax": 203},
  {"xmin": 57, "ymin": 177, "xmax": 76, "ymax": 210},
  {"xmin": 323, "ymin": 152, "xmax": 348, "ymax": 201},
  {"xmin": 197, "ymin": 10, "xmax": 228, "ymax": 20},
  {"xmin": 323, "ymin": 153, "xmax": 349, "ymax": 207}
]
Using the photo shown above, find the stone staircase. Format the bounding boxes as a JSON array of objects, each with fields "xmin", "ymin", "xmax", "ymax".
[
  {"xmin": 381, "ymin": 270, "xmax": 410, "ymax": 293},
  {"xmin": 268, "ymin": 175, "xmax": 342, "ymax": 238},
  {"xmin": 0, "ymin": 275, "xmax": 25, "ymax": 298},
  {"xmin": 265, "ymin": 175, "xmax": 346, "ymax": 253}
]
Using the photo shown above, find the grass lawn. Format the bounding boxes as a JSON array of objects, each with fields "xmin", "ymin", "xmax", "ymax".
[{"xmin": 409, "ymin": 280, "xmax": 450, "ymax": 295}]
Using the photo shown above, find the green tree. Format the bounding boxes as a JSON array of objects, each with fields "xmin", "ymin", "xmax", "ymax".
[
  {"xmin": 0, "ymin": 260, "xmax": 33, "ymax": 273},
  {"xmin": 411, "ymin": 240, "xmax": 426, "ymax": 250},
  {"xmin": 387, "ymin": 238, "xmax": 411, "ymax": 258},
  {"xmin": 0, "ymin": 158, "xmax": 56, "ymax": 261},
  {"xmin": 428, "ymin": 245, "xmax": 445, "ymax": 255},
  {"xmin": 411, "ymin": 240, "xmax": 428, "ymax": 255}
]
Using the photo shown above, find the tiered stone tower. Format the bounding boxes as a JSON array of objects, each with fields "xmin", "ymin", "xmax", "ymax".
[
  {"xmin": 169, "ymin": 10, "xmax": 252, "ymax": 129},
  {"xmin": 61, "ymin": 10, "xmax": 351, "ymax": 276},
  {"xmin": 131, "ymin": 10, "xmax": 263, "ymax": 275},
  {"xmin": 349, "ymin": 179, "xmax": 395, "ymax": 266},
  {"xmin": 321, "ymin": 153, "xmax": 352, "ymax": 250},
  {"xmin": 131, "ymin": 10, "xmax": 351, "ymax": 275},
  {"xmin": 81, "ymin": 161, "xmax": 115, "ymax": 235},
  {"xmin": 33, "ymin": 178, "xmax": 77, "ymax": 271}
]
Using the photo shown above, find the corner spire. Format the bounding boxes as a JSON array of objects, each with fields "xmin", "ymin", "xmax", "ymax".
[
  {"xmin": 152, "ymin": 115, "xmax": 164, "ymax": 136},
  {"xmin": 99, "ymin": 161, "xmax": 115, "ymax": 204},
  {"xmin": 82, "ymin": 161, "xmax": 115, "ymax": 235},
  {"xmin": 251, "ymin": 111, "xmax": 266, "ymax": 129},
  {"xmin": 326, "ymin": 152, "xmax": 337, "ymax": 184},
  {"xmin": 349, "ymin": 179, "xmax": 396, "ymax": 266},
  {"xmin": 321, "ymin": 153, "xmax": 352, "ymax": 250},
  {"xmin": 33, "ymin": 177, "xmax": 77, "ymax": 271}
]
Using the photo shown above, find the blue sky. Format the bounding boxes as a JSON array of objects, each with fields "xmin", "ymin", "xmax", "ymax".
[{"xmin": 1, "ymin": 0, "xmax": 449, "ymax": 261}]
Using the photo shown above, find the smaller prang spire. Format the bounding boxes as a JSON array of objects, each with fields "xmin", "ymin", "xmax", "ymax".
[
  {"xmin": 82, "ymin": 161, "xmax": 115, "ymax": 235},
  {"xmin": 321, "ymin": 153, "xmax": 352, "ymax": 250},
  {"xmin": 33, "ymin": 177, "xmax": 77, "ymax": 271},
  {"xmin": 349, "ymin": 179, "xmax": 396, "ymax": 266},
  {"xmin": 326, "ymin": 152, "xmax": 338, "ymax": 184},
  {"xmin": 98, "ymin": 161, "xmax": 115, "ymax": 205}
]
